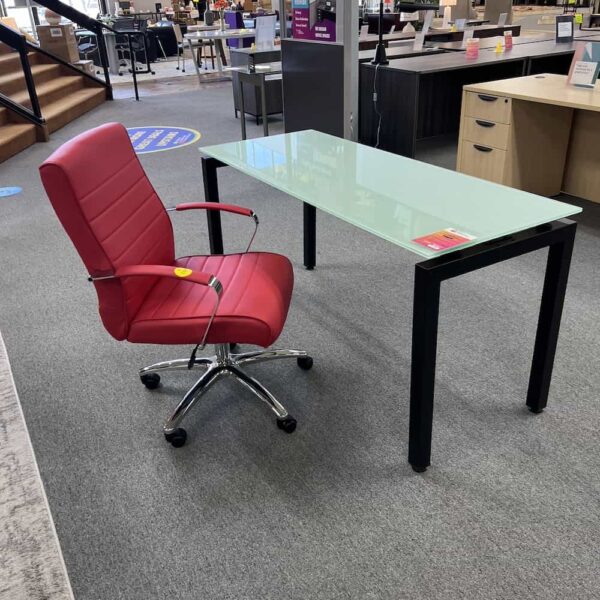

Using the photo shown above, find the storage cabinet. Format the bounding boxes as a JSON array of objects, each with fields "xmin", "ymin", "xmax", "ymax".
[
  {"xmin": 230, "ymin": 48, "xmax": 283, "ymax": 120},
  {"xmin": 458, "ymin": 91, "xmax": 512, "ymax": 185},
  {"xmin": 457, "ymin": 87, "xmax": 573, "ymax": 196},
  {"xmin": 457, "ymin": 74, "xmax": 600, "ymax": 203}
]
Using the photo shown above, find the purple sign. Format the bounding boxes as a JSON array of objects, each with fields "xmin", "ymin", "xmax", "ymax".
[
  {"xmin": 292, "ymin": 0, "xmax": 336, "ymax": 42},
  {"xmin": 127, "ymin": 126, "xmax": 201, "ymax": 154}
]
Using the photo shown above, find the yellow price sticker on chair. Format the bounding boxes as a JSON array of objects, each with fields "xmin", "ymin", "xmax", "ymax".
[
  {"xmin": 575, "ymin": 13, "xmax": 583, "ymax": 23},
  {"xmin": 174, "ymin": 267, "xmax": 193, "ymax": 278}
]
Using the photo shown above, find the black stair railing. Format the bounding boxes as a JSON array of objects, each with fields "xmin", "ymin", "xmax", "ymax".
[
  {"xmin": 32, "ymin": 0, "xmax": 115, "ymax": 92},
  {"xmin": 33, "ymin": 0, "xmax": 144, "ymax": 101},
  {"xmin": 0, "ymin": 23, "xmax": 46, "ymax": 128}
]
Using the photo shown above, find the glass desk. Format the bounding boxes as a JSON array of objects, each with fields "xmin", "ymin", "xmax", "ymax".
[{"xmin": 199, "ymin": 130, "xmax": 581, "ymax": 472}]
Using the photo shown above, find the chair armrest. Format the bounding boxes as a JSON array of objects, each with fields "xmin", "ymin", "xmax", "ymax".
[
  {"xmin": 169, "ymin": 203, "xmax": 259, "ymax": 252},
  {"xmin": 172, "ymin": 202, "xmax": 257, "ymax": 221},
  {"xmin": 89, "ymin": 264, "xmax": 222, "ymax": 296},
  {"xmin": 116, "ymin": 264, "xmax": 221, "ymax": 292}
]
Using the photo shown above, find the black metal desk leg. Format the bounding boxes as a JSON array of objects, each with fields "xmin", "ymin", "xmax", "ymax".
[
  {"xmin": 408, "ymin": 264, "xmax": 441, "ymax": 472},
  {"xmin": 260, "ymin": 74, "xmax": 268, "ymax": 137},
  {"xmin": 239, "ymin": 77, "xmax": 247, "ymax": 141},
  {"xmin": 303, "ymin": 202, "xmax": 316, "ymax": 270},
  {"xmin": 526, "ymin": 228, "xmax": 576, "ymax": 413},
  {"xmin": 201, "ymin": 157, "xmax": 224, "ymax": 255}
]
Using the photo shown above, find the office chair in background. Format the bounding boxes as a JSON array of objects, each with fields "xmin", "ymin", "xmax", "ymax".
[
  {"xmin": 77, "ymin": 32, "xmax": 102, "ymax": 76},
  {"xmin": 77, "ymin": 32, "xmax": 98, "ymax": 60},
  {"xmin": 40, "ymin": 123, "xmax": 312, "ymax": 448},
  {"xmin": 113, "ymin": 17, "xmax": 155, "ymax": 76},
  {"xmin": 174, "ymin": 23, "xmax": 215, "ymax": 72}
]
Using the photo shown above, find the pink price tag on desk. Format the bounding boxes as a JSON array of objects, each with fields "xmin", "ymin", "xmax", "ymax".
[{"xmin": 413, "ymin": 228, "xmax": 476, "ymax": 252}]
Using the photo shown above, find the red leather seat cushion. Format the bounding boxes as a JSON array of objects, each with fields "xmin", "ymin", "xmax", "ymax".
[{"xmin": 127, "ymin": 252, "xmax": 293, "ymax": 347}]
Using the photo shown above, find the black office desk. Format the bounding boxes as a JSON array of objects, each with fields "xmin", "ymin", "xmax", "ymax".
[
  {"xmin": 359, "ymin": 40, "xmax": 580, "ymax": 158},
  {"xmin": 435, "ymin": 31, "xmax": 555, "ymax": 51},
  {"xmin": 360, "ymin": 49, "xmax": 528, "ymax": 157},
  {"xmin": 358, "ymin": 24, "xmax": 521, "ymax": 50},
  {"xmin": 358, "ymin": 45, "xmax": 447, "ymax": 63},
  {"xmin": 431, "ymin": 28, "xmax": 600, "ymax": 49}
]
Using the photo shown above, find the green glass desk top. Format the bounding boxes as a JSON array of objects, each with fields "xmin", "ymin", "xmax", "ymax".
[{"xmin": 200, "ymin": 130, "xmax": 581, "ymax": 259}]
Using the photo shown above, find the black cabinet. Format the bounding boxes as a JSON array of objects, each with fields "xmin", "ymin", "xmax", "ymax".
[{"xmin": 230, "ymin": 48, "xmax": 283, "ymax": 120}]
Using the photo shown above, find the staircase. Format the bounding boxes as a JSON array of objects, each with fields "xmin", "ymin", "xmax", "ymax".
[{"xmin": 0, "ymin": 42, "xmax": 108, "ymax": 163}]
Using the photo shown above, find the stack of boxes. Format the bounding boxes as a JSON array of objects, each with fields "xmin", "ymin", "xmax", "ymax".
[{"xmin": 36, "ymin": 24, "xmax": 80, "ymax": 63}]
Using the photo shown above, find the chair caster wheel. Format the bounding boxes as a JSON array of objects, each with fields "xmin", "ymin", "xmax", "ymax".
[
  {"xmin": 297, "ymin": 356, "xmax": 313, "ymax": 371},
  {"xmin": 165, "ymin": 428, "xmax": 187, "ymax": 447},
  {"xmin": 141, "ymin": 373, "xmax": 160, "ymax": 389},
  {"xmin": 529, "ymin": 407, "xmax": 544, "ymax": 414},
  {"xmin": 276, "ymin": 415, "xmax": 297, "ymax": 433}
]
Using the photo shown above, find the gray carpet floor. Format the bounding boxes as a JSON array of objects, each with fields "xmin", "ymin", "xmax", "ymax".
[
  {"xmin": 0, "ymin": 84, "xmax": 599, "ymax": 600},
  {"xmin": 0, "ymin": 330, "xmax": 74, "ymax": 600}
]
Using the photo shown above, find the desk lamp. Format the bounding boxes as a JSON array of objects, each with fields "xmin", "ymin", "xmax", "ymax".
[
  {"xmin": 440, "ymin": 0, "xmax": 456, "ymax": 29},
  {"xmin": 371, "ymin": 0, "xmax": 389, "ymax": 65}
]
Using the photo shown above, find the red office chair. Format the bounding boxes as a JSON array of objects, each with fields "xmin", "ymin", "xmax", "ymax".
[{"xmin": 39, "ymin": 123, "xmax": 312, "ymax": 447}]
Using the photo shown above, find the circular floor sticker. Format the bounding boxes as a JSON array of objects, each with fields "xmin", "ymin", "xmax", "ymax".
[
  {"xmin": 127, "ymin": 126, "xmax": 201, "ymax": 154},
  {"xmin": 0, "ymin": 187, "xmax": 22, "ymax": 198}
]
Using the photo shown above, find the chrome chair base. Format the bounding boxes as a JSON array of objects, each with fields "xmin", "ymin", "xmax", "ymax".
[{"xmin": 139, "ymin": 344, "xmax": 312, "ymax": 446}]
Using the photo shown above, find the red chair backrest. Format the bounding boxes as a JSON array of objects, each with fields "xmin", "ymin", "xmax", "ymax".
[{"xmin": 40, "ymin": 122, "xmax": 175, "ymax": 340}]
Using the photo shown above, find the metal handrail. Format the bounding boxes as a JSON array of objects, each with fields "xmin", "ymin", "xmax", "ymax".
[
  {"xmin": 0, "ymin": 23, "xmax": 45, "ymax": 123},
  {"xmin": 0, "ymin": 91, "xmax": 45, "ymax": 126},
  {"xmin": 33, "ymin": 0, "xmax": 147, "ymax": 100},
  {"xmin": 0, "ymin": 20, "xmax": 116, "ymax": 130},
  {"xmin": 31, "ymin": 0, "xmax": 113, "ymax": 91}
]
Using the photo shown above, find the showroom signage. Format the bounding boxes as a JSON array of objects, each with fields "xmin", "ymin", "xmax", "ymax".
[
  {"xmin": 127, "ymin": 126, "xmax": 201, "ymax": 154},
  {"xmin": 292, "ymin": 0, "xmax": 336, "ymax": 42}
]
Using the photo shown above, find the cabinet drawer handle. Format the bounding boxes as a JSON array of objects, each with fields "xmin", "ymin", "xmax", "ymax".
[
  {"xmin": 475, "ymin": 119, "xmax": 495, "ymax": 128},
  {"xmin": 473, "ymin": 144, "xmax": 493, "ymax": 153},
  {"xmin": 478, "ymin": 94, "xmax": 498, "ymax": 102}
]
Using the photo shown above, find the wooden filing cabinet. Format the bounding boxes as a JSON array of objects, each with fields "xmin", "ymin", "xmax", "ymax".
[
  {"xmin": 457, "ymin": 89, "xmax": 573, "ymax": 196},
  {"xmin": 456, "ymin": 74, "xmax": 600, "ymax": 203}
]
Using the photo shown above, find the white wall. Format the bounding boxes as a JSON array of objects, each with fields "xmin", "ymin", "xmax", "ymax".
[{"xmin": 131, "ymin": 0, "xmax": 163, "ymax": 12}]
